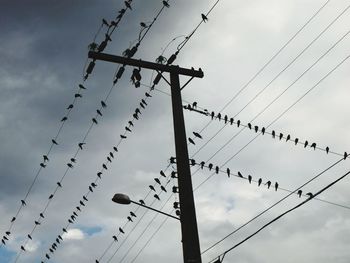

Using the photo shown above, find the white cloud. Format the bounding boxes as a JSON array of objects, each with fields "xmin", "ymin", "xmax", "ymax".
[{"xmin": 62, "ymin": 229, "xmax": 85, "ymax": 241}]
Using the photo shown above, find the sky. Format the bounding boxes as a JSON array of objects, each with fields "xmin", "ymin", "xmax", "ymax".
[{"xmin": 0, "ymin": 0, "xmax": 350, "ymax": 262}]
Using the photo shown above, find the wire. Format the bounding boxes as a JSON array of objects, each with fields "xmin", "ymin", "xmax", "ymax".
[{"xmin": 208, "ymin": 168, "xmax": 350, "ymax": 262}]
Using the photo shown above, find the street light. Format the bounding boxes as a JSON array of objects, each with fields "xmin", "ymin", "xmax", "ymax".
[{"xmin": 112, "ymin": 193, "xmax": 179, "ymax": 220}]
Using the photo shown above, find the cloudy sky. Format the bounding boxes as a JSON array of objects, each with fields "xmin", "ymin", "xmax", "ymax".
[{"xmin": 1, "ymin": 0, "xmax": 350, "ymax": 262}]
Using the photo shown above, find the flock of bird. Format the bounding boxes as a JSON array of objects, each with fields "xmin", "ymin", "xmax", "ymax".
[{"xmin": 184, "ymin": 102, "xmax": 349, "ymax": 160}]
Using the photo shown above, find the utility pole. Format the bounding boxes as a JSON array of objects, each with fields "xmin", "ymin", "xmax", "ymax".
[{"xmin": 88, "ymin": 51, "xmax": 203, "ymax": 263}]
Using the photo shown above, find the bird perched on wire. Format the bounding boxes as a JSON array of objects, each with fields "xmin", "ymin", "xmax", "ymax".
[
  {"xmin": 193, "ymin": 132, "xmax": 202, "ymax": 139},
  {"xmin": 154, "ymin": 178, "xmax": 161, "ymax": 185},
  {"xmin": 265, "ymin": 181, "xmax": 271, "ymax": 189},
  {"xmin": 274, "ymin": 182, "xmax": 279, "ymax": 191},
  {"xmin": 279, "ymin": 133, "xmax": 283, "ymax": 140},
  {"xmin": 248, "ymin": 175, "xmax": 252, "ymax": 184},
  {"xmin": 154, "ymin": 194, "xmax": 160, "ymax": 200},
  {"xmin": 124, "ymin": 1, "xmax": 132, "ymax": 10},
  {"xmin": 92, "ymin": 118, "xmax": 98, "ymax": 125},
  {"xmin": 258, "ymin": 178, "xmax": 262, "ymax": 186},
  {"xmin": 294, "ymin": 138, "xmax": 299, "ymax": 145},
  {"xmin": 238, "ymin": 171, "xmax": 243, "ymax": 178},
  {"xmin": 78, "ymin": 142, "xmax": 86, "ymax": 150},
  {"xmin": 325, "ymin": 146, "xmax": 329, "ymax": 154},
  {"xmin": 160, "ymin": 170, "xmax": 166, "ymax": 177},
  {"xmin": 52, "ymin": 139, "xmax": 59, "ymax": 145},
  {"xmin": 201, "ymin": 13, "xmax": 208, "ymax": 22},
  {"xmin": 67, "ymin": 104, "xmax": 74, "ymax": 110},
  {"xmin": 261, "ymin": 127, "xmax": 266, "ymax": 135},
  {"xmin": 162, "ymin": 1, "xmax": 170, "ymax": 7},
  {"xmin": 149, "ymin": 185, "xmax": 155, "ymax": 191},
  {"xmin": 304, "ymin": 140, "xmax": 308, "ymax": 148},
  {"xmin": 61, "ymin": 116, "xmax": 67, "ymax": 122},
  {"xmin": 297, "ymin": 190, "xmax": 302, "ymax": 198},
  {"xmin": 271, "ymin": 130, "xmax": 275, "ymax": 138},
  {"xmin": 188, "ymin": 138, "xmax": 195, "ymax": 145},
  {"xmin": 286, "ymin": 134, "xmax": 291, "ymax": 142},
  {"xmin": 311, "ymin": 143, "xmax": 316, "ymax": 150},
  {"xmin": 226, "ymin": 168, "xmax": 230, "ymax": 177}
]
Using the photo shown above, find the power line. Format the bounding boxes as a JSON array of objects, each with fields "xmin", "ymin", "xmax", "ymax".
[{"xmin": 208, "ymin": 168, "xmax": 350, "ymax": 263}]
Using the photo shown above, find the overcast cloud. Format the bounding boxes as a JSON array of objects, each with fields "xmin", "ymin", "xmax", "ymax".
[{"xmin": 0, "ymin": 0, "xmax": 350, "ymax": 263}]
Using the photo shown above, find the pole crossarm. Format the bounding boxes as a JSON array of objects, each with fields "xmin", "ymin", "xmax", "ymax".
[{"xmin": 88, "ymin": 51, "xmax": 204, "ymax": 78}]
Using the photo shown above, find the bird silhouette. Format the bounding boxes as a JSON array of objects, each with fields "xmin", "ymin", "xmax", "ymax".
[
  {"xmin": 40, "ymin": 163, "xmax": 46, "ymax": 168},
  {"xmin": 145, "ymin": 92, "xmax": 152, "ymax": 97},
  {"xmin": 258, "ymin": 178, "xmax": 262, "ymax": 186},
  {"xmin": 171, "ymin": 171, "xmax": 177, "ymax": 178},
  {"xmin": 208, "ymin": 163, "xmax": 213, "ymax": 171},
  {"xmin": 160, "ymin": 170, "xmax": 166, "ymax": 177},
  {"xmin": 311, "ymin": 143, "xmax": 316, "ymax": 150},
  {"xmin": 163, "ymin": 0, "xmax": 170, "ymax": 7},
  {"xmin": 230, "ymin": 118, "xmax": 234, "ymax": 125},
  {"xmin": 286, "ymin": 134, "xmax": 291, "ymax": 142},
  {"xmin": 40, "ymin": 212, "xmax": 45, "ymax": 218},
  {"xmin": 188, "ymin": 138, "xmax": 195, "ymax": 145},
  {"xmin": 140, "ymin": 22, "xmax": 147, "ymax": 28},
  {"xmin": 161, "ymin": 186, "xmax": 167, "ymax": 192},
  {"xmin": 28, "ymin": 234, "xmax": 32, "ymax": 240},
  {"xmin": 35, "ymin": 221, "xmax": 41, "ymax": 225},
  {"xmin": 272, "ymin": 130, "xmax": 275, "ymax": 138},
  {"xmin": 49, "ymin": 248, "xmax": 54, "ymax": 253},
  {"xmin": 266, "ymin": 181, "xmax": 271, "ymax": 189},
  {"xmin": 67, "ymin": 104, "xmax": 74, "ymax": 110},
  {"xmin": 254, "ymin": 126, "xmax": 258, "ymax": 133},
  {"xmin": 261, "ymin": 127, "xmax": 266, "ymax": 135},
  {"xmin": 124, "ymin": 1, "xmax": 132, "ymax": 10},
  {"xmin": 238, "ymin": 171, "xmax": 243, "ymax": 178},
  {"xmin": 58, "ymin": 235, "xmax": 63, "ymax": 240},
  {"xmin": 3, "ymin": 236, "xmax": 8, "ymax": 241},
  {"xmin": 67, "ymin": 163, "xmax": 73, "ymax": 168},
  {"xmin": 130, "ymin": 211, "xmax": 137, "ymax": 217},
  {"xmin": 306, "ymin": 192, "xmax": 313, "ymax": 199},
  {"xmin": 125, "ymin": 126, "xmax": 132, "ymax": 132},
  {"xmin": 92, "ymin": 118, "xmax": 98, "ymax": 125},
  {"xmin": 200, "ymin": 161, "xmax": 205, "ymax": 169},
  {"xmin": 133, "ymin": 113, "xmax": 139, "ymax": 120},
  {"xmin": 89, "ymin": 186, "xmax": 93, "ymax": 192},
  {"xmin": 21, "ymin": 246, "xmax": 26, "ymax": 251},
  {"xmin": 217, "ymin": 113, "xmax": 222, "ymax": 121},
  {"xmin": 140, "ymin": 102, "xmax": 145, "ymax": 109},
  {"xmin": 57, "ymin": 182, "xmax": 62, "ymax": 187},
  {"xmin": 97, "ymin": 172, "xmax": 102, "ymax": 178},
  {"xmin": 201, "ymin": 13, "xmax": 208, "ymax": 22},
  {"xmin": 149, "ymin": 185, "xmax": 155, "ymax": 191},
  {"xmin": 297, "ymin": 190, "xmax": 302, "ymax": 198},
  {"xmin": 344, "ymin": 152, "xmax": 348, "ymax": 160},
  {"xmin": 101, "ymin": 101, "xmax": 107, "ymax": 108},
  {"xmin": 78, "ymin": 142, "xmax": 86, "ymax": 150},
  {"xmin": 109, "ymin": 152, "xmax": 114, "ymax": 158},
  {"xmin": 279, "ymin": 133, "xmax": 283, "ymax": 140},
  {"xmin": 224, "ymin": 115, "xmax": 228, "ymax": 123},
  {"xmin": 107, "ymin": 156, "xmax": 112, "ymax": 162},
  {"xmin": 248, "ymin": 175, "xmax": 252, "ymax": 184},
  {"xmin": 154, "ymin": 194, "xmax": 160, "ymax": 200},
  {"xmin": 274, "ymin": 182, "xmax": 279, "ymax": 191},
  {"xmin": 11, "ymin": 217, "xmax": 16, "ymax": 222},
  {"xmin": 120, "ymin": 135, "xmax": 127, "ymax": 139},
  {"xmin": 154, "ymin": 178, "xmax": 161, "ymax": 184},
  {"xmin": 113, "ymin": 146, "xmax": 118, "ymax": 152},
  {"xmin": 237, "ymin": 120, "xmax": 241, "ymax": 127},
  {"xmin": 43, "ymin": 155, "xmax": 49, "ymax": 162},
  {"xmin": 61, "ymin": 116, "xmax": 67, "ymax": 122},
  {"xmin": 247, "ymin": 123, "xmax": 252, "ymax": 130},
  {"xmin": 141, "ymin": 99, "xmax": 147, "ymax": 106},
  {"xmin": 294, "ymin": 138, "xmax": 299, "ymax": 145},
  {"xmin": 128, "ymin": 121, "xmax": 133, "ymax": 127},
  {"xmin": 119, "ymin": 227, "xmax": 125, "ymax": 234},
  {"xmin": 76, "ymin": 207, "xmax": 81, "ymax": 212},
  {"xmin": 97, "ymin": 110, "xmax": 103, "ymax": 116},
  {"xmin": 102, "ymin": 18, "xmax": 109, "ymax": 27},
  {"xmin": 70, "ymin": 158, "xmax": 76, "ymax": 163},
  {"xmin": 211, "ymin": 111, "xmax": 215, "ymax": 120},
  {"xmin": 5, "ymin": 231, "xmax": 10, "ymax": 236},
  {"xmin": 226, "ymin": 168, "xmax": 230, "ymax": 177},
  {"xmin": 127, "ymin": 216, "xmax": 133, "ymax": 222},
  {"xmin": 139, "ymin": 199, "xmax": 145, "ymax": 205},
  {"xmin": 1, "ymin": 239, "xmax": 5, "ymax": 245},
  {"xmin": 52, "ymin": 139, "xmax": 59, "ymax": 145},
  {"xmin": 193, "ymin": 132, "xmax": 202, "ymax": 139},
  {"xmin": 80, "ymin": 200, "xmax": 85, "ymax": 206},
  {"xmin": 102, "ymin": 164, "xmax": 107, "ymax": 170},
  {"xmin": 325, "ymin": 146, "xmax": 329, "ymax": 154},
  {"xmin": 21, "ymin": 200, "xmax": 26, "ymax": 206},
  {"xmin": 68, "ymin": 219, "xmax": 73, "ymax": 224},
  {"xmin": 46, "ymin": 254, "xmax": 50, "ymax": 259},
  {"xmin": 113, "ymin": 235, "xmax": 118, "ymax": 241},
  {"xmin": 73, "ymin": 212, "xmax": 78, "ymax": 217},
  {"xmin": 215, "ymin": 166, "xmax": 219, "ymax": 174}
]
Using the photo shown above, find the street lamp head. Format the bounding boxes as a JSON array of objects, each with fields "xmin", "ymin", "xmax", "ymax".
[{"xmin": 112, "ymin": 193, "xmax": 131, "ymax": 205}]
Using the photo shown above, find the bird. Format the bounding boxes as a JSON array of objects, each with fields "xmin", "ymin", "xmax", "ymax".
[
  {"xmin": 124, "ymin": 1, "xmax": 132, "ymax": 10},
  {"xmin": 21, "ymin": 245, "xmax": 26, "ymax": 251},
  {"xmin": 279, "ymin": 133, "xmax": 283, "ymax": 140},
  {"xmin": 271, "ymin": 130, "xmax": 275, "ymax": 138},
  {"xmin": 52, "ymin": 139, "xmax": 59, "ymax": 145},
  {"xmin": 113, "ymin": 146, "xmax": 118, "ymax": 152},
  {"xmin": 58, "ymin": 235, "xmax": 63, "ymax": 240},
  {"xmin": 140, "ymin": 102, "xmax": 145, "ymax": 109},
  {"xmin": 215, "ymin": 166, "xmax": 219, "ymax": 174},
  {"xmin": 35, "ymin": 220, "xmax": 41, "ymax": 225},
  {"xmin": 28, "ymin": 234, "xmax": 32, "ymax": 240},
  {"xmin": 286, "ymin": 134, "xmax": 291, "ymax": 142},
  {"xmin": 230, "ymin": 118, "xmax": 234, "ymax": 125},
  {"xmin": 49, "ymin": 194, "xmax": 54, "ymax": 199},
  {"xmin": 102, "ymin": 18, "xmax": 109, "ymax": 27},
  {"xmin": 89, "ymin": 186, "xmax": 93, "ymax": 192},
  {"xmin": 109, "ymin": 152, "xmax": 114, "ymax": 158},
  {"xmin": 140, "ymin": 22, "xmax": 147, "ymax": 28},
  {"xmin": 224, "ymin": 115, "xmax": 228, "ymax": 123},
  {"xmin": 193, "ymin": 132, "xmax": 202, "ymax": 139},
  {"xmin": 325, "ymin": 146, "xmax": 329, "ymax": 154},
  {"xmin": 304, "ymin": 140, "xmax": 308, "ymax": 148},
  {"xmin": 171, "ymin": 171, "xmax": 177, "ymax": 178},
  {"xmin": 297, "ymin": 190, "xmax": 302, "ymax": 198},
  {"xmin": 61, "ymin": 116, "xmax": 67, "ymax": 122},
  {"xmin": 306, "ymin": 192, "xmax": 313, "ymax": 199},
  {"xmin": 154, "ymin": 194, "xmax": 160, "ymax": 200},
  {"xmin": 254, "ymin": 126, "xmax": 259, "ymax": 133},
  {"xmin": 67, "ymin": 104, "xmax": 74, "ymax": 110},
  {"xmin": 238, "ymin": 171, "xmax": 243, "ymax": 178},
  {"xmin": 113, "ymin": 235, "xmax": 118, "ymax": 241},
  {"xmin": 74, "ymin": 93, "xmax": 82, "ymax": 98},
  {"xmin": 70, "ymin": 158, "xmax": 76, "ymax": 163},
  {"xmin": 68, "ymin": 219, "xmax": 73, "ymax": 224},
  {"xmin": 160, "ymin": 170, "xmax": 166, "ymax": 177},
  {"xmin": 5, "ymin": 231, "xmax": 10, "ymax": 236},
  {"xmin": 11, "ymin": 217, "xmax": 16, "ymax": 222},
  {"xmin": 76, "ymin": 206, "xmax": 81, "ymax": 212},
  {"xmin": 200, "ymin": 161, "xmax": 205, "ymax": 169},
  {"xmin": 127, "ymin": 216, "xmax": 133, "ymax": 222},
  {"xmin": 78, "ymin": 142, "xmax": 86, "ymax": 150},
  {"xmin": 92, "ymin": 118, "xmax": 98, "ymax": 124},
  {"xmin": 21, "ymin": 200, "xmax": 27, "ymax": 206},
  {"xmin": 130, "ymin": 211, "xmax": 137, "ymax": 217},
  {"xmin": 80, "ymin": 200, "xmax": 85, "ymax": 206},
  {"xmin": 67, "ymin": 163, "xmax": 73, "ymax": 168},
  {"xmin": 211, "ymin": 111, "xmax": 215, "ymax": 120},
  {"xmin": 133, "ymin": 113, "xmax": 139, "ymax": 120},
  {"xmin": 73, "ymin": 212, "xmax": 78, "ymax": 217},
  {"xmin": 261, "ymin": 127, "xmax": 266, "ymax": 135},
  {"xmin": 139, "ymin": 199, "xmax": 145, "ymax": 205},
  {"xmin": 258, "ymin": 178, "xmax": 262, "ymax": 186},
  {"xmin": 92, "ymin": 183, "xmax": 97, "ymax": 188},
  {"xmin": 188, "ymin": 138, "xmax": 195, "ymax": 145},
  {"xmin": 201, "ymin": 13, "xmax": 208, "ymax": 22},
  {"xmin": 248, "ymin": 175, "xmax": 252, "ymax": 184},
  {"xmin": 217, "ymin": 113, "xmax": 222, "ymax": 121},
  {"xmin": 102, "ymin": 164, "xmax": 107, "ymax": 170},
  {"xmin": 49, "ymin": 248, "xmax": 54, "ymax": 253},
  {"xmin": 1, "ymin": 239, "xmax": 5, "ymax": 245},
  {"xmin": 101, "ymin": 101, "xmax": 107, "ymax": 108},
  {"xmin": 154, "ymin": 178, "xmax": 161, "ymax": 184},
  {"xmin": 162, "ymin": 0, "xmax": 170, "ymax": 7},
  {"xmin": 120, "ymin": 135, "xmax": 127, "ymax": 139},
  {"xmin": 247, "ymin": 123, "xmax": 252, "ymax": 130},
  {"xmin": 266, "ymin": 181, "xmax": 271, "ymax": 189},
  {"xmin": 161, "ymin": 186, "xmax": 167, "ymax": 192},
  {"xmin": 149, "ymin": 185, "xmax": 155, "ymax": 191},
  {"xmin": 43, "ymin": 155, "xmax": 49, "ymax": 162},
  {"xmin": 107, "ymin": 156, "xmax": 112, "ymax": 162},
  {"xmin": 344, "ymin": 152, "xmax": 348, "ymax": 160},
  {"xmin": 46, "ymin": 254, "xmax": 50, "ymax": 259},
  {"xmin": 119, "ymin": 227, "xmax": 125, "ymax": 234},
  {"xmin": 208, "ymin": 163, "xmax": 213, "ymax": 171},
  {"xmin": 141, "ymin": 99, "xmax": 147, "ymax": 106},
  {"xmin": 125, "ymin": 126, "xmax": 132, "ymax": 132},
  {"xmin": 274, "ymin": 182, "xmax": 279, "ymax": 191},
  {"xmin": 294, "ymin": 138, "xmax": 299, "ymax": 145},
  {"xmin": 40, "ymin": 163, "xmax": 46, "ymax": 168},
  {"xmin": 145, "ymin": 92, "xmax": 152, "ymax": 97},
  {"xmin": 311, "ymin": 143, "xmax": 316, "ymax": 150},
  {"xmin": 97, "ymin": 110, "xmax": 103, "ymax": 116},
  {"xmin": 226, "ymin": 168, "xmax": 231, "ymax": 177},
  {"xmin": 237, "ymin": 120, "xmax": 241, "ymax": 127},
  {"xmin": 128, "ymin": 121, "xmax": 133, "ymax": 127},
  {"xmin": 57, "ymin": 182, "xmax": 62, "ymax": 187},
  {"xmin": 40, "ymin": 213, "xmax": 45, "ymax": 218}
]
